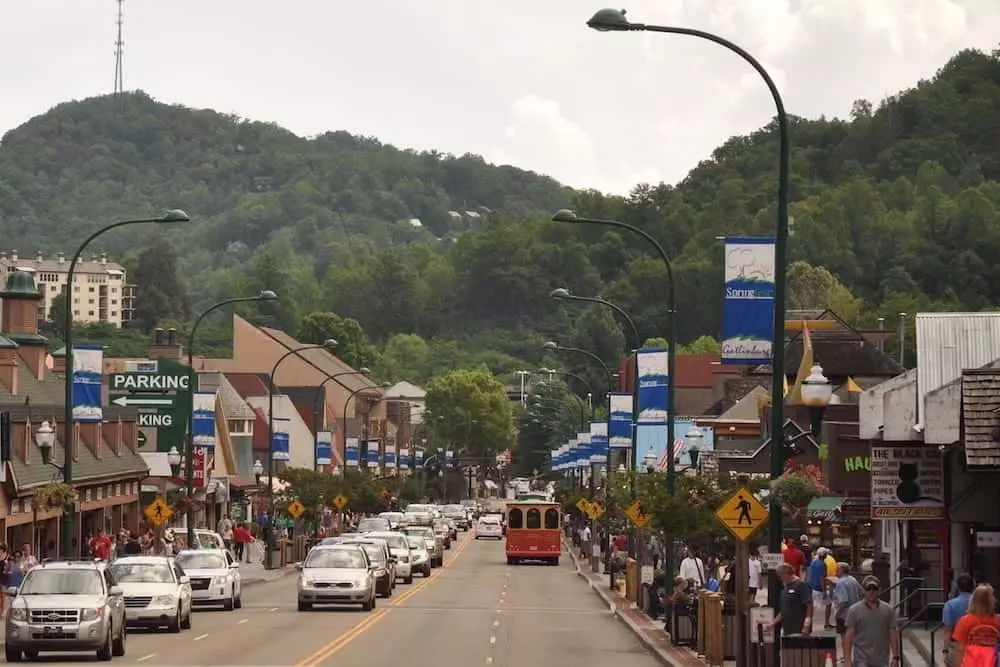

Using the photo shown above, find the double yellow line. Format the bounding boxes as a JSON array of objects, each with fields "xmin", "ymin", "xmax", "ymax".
[{"xmin": 295, "ymin": 534, "xmax": 474, "ymax": 666}]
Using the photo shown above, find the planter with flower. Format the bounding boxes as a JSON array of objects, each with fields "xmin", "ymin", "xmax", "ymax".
[
  {"xmin": 770, "ymin": 462, "xmax": 827, "ymax": 520},
  {"xmin": 31, "ymin": 482, "xmax": 76, "ymax": 511},
  {"xmin": 170, "ymin": 494, "xmax": 205, "ymax": 517}
]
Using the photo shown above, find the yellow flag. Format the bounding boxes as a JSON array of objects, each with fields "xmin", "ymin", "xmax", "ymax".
[
  {"xmin": 783, "ymin": 375, "xmax": 790, "ymax": 397},
  {"xmin": 845, "ymin": 376, "xmax": 863, "ymax": 393},
  {"xmin": 787, "ymin": 323, "xmax": 813, "ymax": 405}
]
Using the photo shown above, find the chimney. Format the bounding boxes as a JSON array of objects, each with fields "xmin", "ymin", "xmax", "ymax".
[
  {"xmin": 154, "ymin": 328, "xmax": 165, "ymax": 345},
  {"xmin": 104, "ymin": 419, "xmax": 123, "ymax": 456},
  {"xmin": 167, "ymin": 328, "xmax": 178, "ymax": 345},
  {"xmin": 12, "ymin": 420, "xmax": 28, "ymax": 464},
  {"xmin": 57, "ymin": 252, "xmax": 65, "ymax": 264},
  {"xmin": 35, "ymin": 251, "xmax": 42, "ymax": 262},
  {"xmin": 79, "ymin": 422, "xmax": 102, "ymax": 459},
  {"xmin": 149, "ymin": 327, "xmax": 184, "ymax": 361},
  {"xmin": 51, "ymin": 350, "xmax": 66, "ymax": 374},
  {"xmin": 100, "ymin": 253, "xmax": 107, "ymax": 265}
]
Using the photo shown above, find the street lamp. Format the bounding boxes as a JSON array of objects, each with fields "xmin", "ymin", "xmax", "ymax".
[
  {"xmin": 252, "ymin": 459, "xmax": 263, "ymax": 487},
  {"xmin": 584, "ymin": 6, "xmax": 790, "ymax": 616},
  {"xmin": 342, "ymin": 382, "xmax": 391, "ymax": 474},
  {"xmin": 536, "ymin": 368, "xmax": 593, "ymax": 426},
  {"xmin": 62, "ymin": 208, "xmax": 190, "ymax": 558},
  {"xmin": 185, "ymin": 290, "xmax": 278, "ymax": 548},
  {"xmin": 36, "ymin": 421, "xmax": 57, "ymax": 467},
  {"xmin": 685, "ymin": 426, "xmax": 705, "ymax": 469},
  {"xmin": 312, "ymin": 368, "xmax": 371, "ymax": 471},
  {"xmin": 643, "ymin": 446, "xmax": 657, "ymax": 474},
  {"xmin": 166, "ymin": 446, "xmax": 182, "ymax": 476},
  {"xmin": 265, "ymin": 339, "xmax": 338, "ymax": 570},
  {"xmin": 801, "ymin": 363, "xmax": 834, "ymax": 436}
]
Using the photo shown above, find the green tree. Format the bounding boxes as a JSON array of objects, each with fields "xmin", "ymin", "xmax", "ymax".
[
  {"xmin": 376, "ymin": 333, "xmax": 431, "ymax": 383},
  {"xmin": 133, "ymin": 237, "xmax": 189, "ymax": 331},
  {"xmin": 298, "ymin": 311, "xmax": 380, "ymax": 370},
  {"xmin": 516, "ymin": 381, "xmax": 587, "ymax": 475},
  {"xmin": 424, "ymin": 368, "xmax": 515, "ymax": 459}
]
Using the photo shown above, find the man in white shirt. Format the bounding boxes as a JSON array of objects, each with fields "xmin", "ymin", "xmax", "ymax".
[
  {"xmin": 679, "ymin": 548, "xmax": 706, "ymax": 586},
  {"xmin": 749, "ymin": 550, "xmax": 763, "ymax": 598}
]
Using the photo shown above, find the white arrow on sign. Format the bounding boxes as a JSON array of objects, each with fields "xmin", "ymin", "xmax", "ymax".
[{"xmin": 112, "ymin": 396, "xmax": 174, "ymax": 408}]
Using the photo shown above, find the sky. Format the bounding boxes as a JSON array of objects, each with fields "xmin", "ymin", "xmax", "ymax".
[{"xmin": 2, "ymin": 1, "xmax": 999, "ymax": 195}]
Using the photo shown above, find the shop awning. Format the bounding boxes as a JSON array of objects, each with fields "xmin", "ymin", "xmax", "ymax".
[{"xmin": 806, "ymin": 496, "xmax": 846, "ymax": 519}]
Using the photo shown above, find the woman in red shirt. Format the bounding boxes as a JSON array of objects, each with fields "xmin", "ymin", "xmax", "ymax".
[{"xmin": 952, "ymin": 584, "xmax": 1000, "ymax": 667}]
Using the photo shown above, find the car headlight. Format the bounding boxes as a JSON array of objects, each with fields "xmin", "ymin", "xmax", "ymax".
[
  {"xmin": 9, "ymin": 608, "xmax": 26, "ymax": 621},
  {"xmin": 81, "ymin": 608, "xmax": 104, "ymax": 621},
  {"xmin": 211, "ymin": 577, "xmax": 226, "ymax": 588},
  {"xmin": 299, "ymin": 577, "xmax": 313, "ymax": 588},
  {"xmin": 152, "ymin": 595, "xmax": 177, "ymax": 606}
]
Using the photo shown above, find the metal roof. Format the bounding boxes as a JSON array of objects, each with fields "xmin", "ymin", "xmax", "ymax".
[{"xmin": 916, "ymin": 313, "xmax": 1000, "ymax": 426}]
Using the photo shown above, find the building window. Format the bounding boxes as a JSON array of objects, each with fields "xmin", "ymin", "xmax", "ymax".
[
  {"xmin": 110, "ymin": 311, "xmax": 117, "ymax": 317},
  {"xmin": 88, "ymin": 311, "xmax": 94, "ymax": 316},
  {"xmin": 111, "ymin": 299, "xmax": 117, "ymax": 305},
  {"xmin": 73, "ymin": 310, "xmax": 80, "ymax": 316},
  {"xmin": 88, "ymin": 286, "xmax": 95, "ymax": 292},
  {"xmin": 88, "ymin": 299, "xmax": 94, "ymax": 304}
]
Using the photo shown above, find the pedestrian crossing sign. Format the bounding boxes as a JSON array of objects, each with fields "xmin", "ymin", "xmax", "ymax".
[
  {"xmin": 144, "ymin": 497, "xmax": 173, "ymax": 527},
  {"xmin": 624, "ymin": 500, "xmax": 651, "ymax": 528},
  {"xmin": 332, "ymin": 494, "xmax": 348, "ymax": 510},
  {"xmin": 575, "ymin": 498, "xmax": 592, "ymax": 515},
  {"xmin": 286, "ymin": 499, "xmax": 306, "ymax": 519},
  {"xmin": 715, "ymin": 486, "xmax": 768, "ymax": 541},
  {"xmin": 586, "ymin": 501, "xmax": 605, "ymax": 520}
]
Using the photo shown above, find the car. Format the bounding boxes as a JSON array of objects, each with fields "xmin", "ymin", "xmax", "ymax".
[
  {"xmin": 336, "ymin": 540, "xmax": 395, "ymax": 597},
  {"xmin": 442, "ymin": 505, "xmax": 470, "ymax": 530},
  {"xmin": 404, "ymin": 535, "xmax": 432, "ymax": 577},
  {"xmin": 402, "ymin": 504, "xmax": 435, "ymax": 526},
  {"xmin": 476, "ymin": 515, "xmax": 503, "ymax": 540},
  {"xmin": 442, "ymin": 517, "xmax": 459, "ymax": 540},
  {"xmin": 366, "ymin": 532, "xmax": 414, "ymax": 584},
  {"xmin": 297, "ymin": 545, "xmax": 376, "ymax": 611},
  {"xmin": 404, "ymin": 526, "xmax": 443, "ymax": 567},
  {"xmin": 108, "ymin": 556, "xmax": 193, "ymax": 632},
  {"xmin": 184, "ymin": 529, "xmax": 226, "ymax": 551},
  {"xmin": 432, "ymin": 520, "xmax": 453, "ymax": 549},
  {"xmin": 356, "ymin": 517, "xmax": 392, "ymax": 534},
  {"xmin": 377, "ymin": 511, "xmax": 406, "ymax": 530},
  {"xmin": 174, "ymin": 549, "xmax": 242, "ymax": 610},
  {"xmin": 4, "ymin": 560, "xmax": 127, "ymax": 662}
]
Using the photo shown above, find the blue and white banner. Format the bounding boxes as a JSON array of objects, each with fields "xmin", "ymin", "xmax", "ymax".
[
  {"xmin": 191, "ymin": 391, "xmax": 216, "ymax": 448},
  {"xmin": 590, "ymin": 422, "xmax": 608, "ymax": 465},
  {"xmin": 366, "ymin": 440, "xmax": 380, "ymax": 468},
  {"xmin": 608, "ymin": 393, "xmax": 632, "ymax": 450},
  {"xmin": 345, "ymin": 437, "xmax": 360, "ymax": 467},
  {"xmin": 637, "ymin": 348, "xmax": 669, "ymax": 424},
  {"xmin": 384, "ymin": 444, "xmax": 396, "ymax": 469},
  {"xmin": 316, "ymin": 431, "xmax": 333, "ymax": 466},
  {"xmin": 399, "ymin": 448, "xmax": 410, "ymax": 471},
  {"xmin": 415, "ymin": 449, "xmax": 424, "ymax": 468},
  {"xmin": 577, "ymin": 432, "xmax": 592, "ymax": 467},
  {"xmin": 71, "ymin": 344, "xmax": 104, "ymax": 423},
  {"xmin": 722, "ymin": 236, "xmax": 776, "ymax": 365},
  {"xmin": 445, "ymin": 449, "xmax": 454, "ymax": 467},
  {"xmin": 271, "ymin": 417, "xmax": 290, "ymax": 462}
]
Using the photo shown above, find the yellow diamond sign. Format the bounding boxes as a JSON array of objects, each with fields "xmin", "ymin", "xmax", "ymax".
[
  {"xmin": 286, "ymin": 499, "xmax": 306, "ymax": 519},
  {"xmin": 624, "ymin": 500, "xmax": 651, "ymax": 528},
  {"xmin": 144, "ymin": 497, "xmax": 173, "ymax": 527},
  {"xmin": 714, "ymin": 486, "xmax": 768, "ymax": 541},
  {"xmin": 587, "ymin": 501, "xmax": 605, "ymax": 520},
  {"xmin": 332, "ymin": 494, "xmax": 348, "ymax": 510},
  {"xmin": 575, "ymin": 498, "xmax": 592, "ymax": 515}
]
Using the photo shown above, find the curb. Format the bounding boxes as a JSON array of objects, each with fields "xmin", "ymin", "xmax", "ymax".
[
  {"xmin": 241, "ymin": 566, "xmax": 297, "ymax": 588},
  {"xmin": 564, "ymin": 539, "xmax": 690, "ymax": 667}
]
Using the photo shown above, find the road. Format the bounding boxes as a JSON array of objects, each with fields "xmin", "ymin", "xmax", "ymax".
[{"xmin": 28, "ymin": 533, "xmax": 660, "ymax": 665}]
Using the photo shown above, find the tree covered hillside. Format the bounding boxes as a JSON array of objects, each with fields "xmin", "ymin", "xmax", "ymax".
[{"xmin": 4, "ymin": 49, "xmax": 1000, "ymax": 388}]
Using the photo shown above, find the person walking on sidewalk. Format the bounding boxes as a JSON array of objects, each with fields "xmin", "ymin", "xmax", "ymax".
[
  {"xmin": 832, "ymin": 562, "xmax": 863, "ymax": 635},
  {"xmin": 843, "ymin": 576, "xmax": 901, "ymax": 667},
  {"xmin": 943, "ymin": 574, "xmax": 975, "ymax": 667},
  {"xmin": 950, "ymin": 584, "xmax": 1000, "ymax": 667},
  {"xmin": 768, "ymin": 563, "xmax": 813, "ymax": 637}
]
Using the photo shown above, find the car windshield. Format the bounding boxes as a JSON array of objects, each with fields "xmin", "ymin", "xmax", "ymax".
[
  {"xmin": 109, "ymin": 563, "xmax": 175, "ymax": 583},
  {"xmin": 305, "ymin": 549, "xmax": 366, "ymax": 569},
  {"xmin": 344, "ymin": 543, "xmax": 385, "ymax": 564},
  {"xmin": 481, "ymin": 517, "xmax": 500, "ymax": 524},
  {"xmin": 405, "ymin": 528, "xmax": 432, "ymax": 538},
  {"xmin": 379, "ymin": 513, "xmax": 402, "ymax": 521},
  {"xmin": 407, "ymin": 505, "xmax": 431, "ymax": 513},
  {"xmin": 197, "ymin": 534, "xmax": 221, "ymax": 549},
  {"xmin": 20, "ymin": 570, "xmax": 104, "ymax": 595},
  {"xmin": 357, "ymin": 519, "xmax": 389, "ymax": 531},
  {"xmin": 406, "ymin": 537, "xmax": 425, "ymax": 550},
  {"xmin": 371, "ymin": 534, "xmax": 406, "ymax": 549},
  {"xmin": 176, "ymin": 553, "xmax": 227, "ymax": 570}
]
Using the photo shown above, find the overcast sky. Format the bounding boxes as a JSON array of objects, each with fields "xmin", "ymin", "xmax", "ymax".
[{"xmin": 2, "ymin": 1, "xmax": 998, "ymax": 194}]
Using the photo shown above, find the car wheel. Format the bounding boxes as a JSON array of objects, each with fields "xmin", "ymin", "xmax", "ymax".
[
  {"xmin": 180, "ymin": 606, "xmax": 192, "ymax": 630},
  {"xmin": 112, "ymin": 621, "xmax": 127, "ymax": 657},
  {"xmin": 4, "ymin": 648, "xmax": 21, "ymax": 662},
  {"xmin": 404, "ymin": 575, "xmax": 413, "ymax": 584},
  {"xmin": 363, "ymin": 594, "xmax": 376, "ymax": 611},
  {"xmin": 235, "ymin": 592, "xmax": 243, "ymax": 609},
  {"xmin": 298, "ymin": 599, "xmax": 312, "ymax": 611},
  {"xmin": 424, "ymin": 566, "xmax": 432, "ymax": 577},
  {"xmin": 167, "ymin": 606, "xmax": 182, "ymax": 633},
  {"xmin": 475, "ymin": 536, "xmax": 480, "ymax": 540},
  {"xmin": 97, "ymin": 627, "xmax": 113, "ymax": 661},
  {"xmin": 224, "ymin": 589, "xmax": 235, "ymax": 611}
]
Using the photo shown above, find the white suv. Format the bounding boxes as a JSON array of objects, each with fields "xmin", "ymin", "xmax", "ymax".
[{"xmin": 476, "ymin": 516, "xmax": 503, "ymax": 540}]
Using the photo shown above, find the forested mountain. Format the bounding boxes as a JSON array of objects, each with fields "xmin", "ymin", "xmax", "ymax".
[{"xmin": 3, "ymin": 48, "xmax": 1000, "ymax": 389}]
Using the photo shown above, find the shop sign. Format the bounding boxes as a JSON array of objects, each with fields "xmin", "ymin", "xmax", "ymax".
[{"xmin": 870, "ymin": 446, "xmax": 944, "ymax": 519}]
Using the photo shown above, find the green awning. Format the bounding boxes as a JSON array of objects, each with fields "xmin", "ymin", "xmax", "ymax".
[{"xmin": 806, "ymin": 496, "xmax": 846, "ymax": 514}]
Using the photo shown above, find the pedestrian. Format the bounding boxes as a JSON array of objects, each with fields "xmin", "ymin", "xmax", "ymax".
[
  {"xmin": 808, "ymin": 548, "xmax": 828, "ymax": 623},
  {"xmin": 843, "ymin": 576, "xmax": 901, "ymax": 667},
  {"xmin": 748, "ymin": 548, "xmax": 763, "ymax": 602},
  {"xmin": 233, "ymin": 523, "xmax": 252, "ymax": 562},
  {"xmin": 768, "ymin": 563, "xmax": 813, "ymax": 637},
  {"xmin": 943, "ymin": 574, "xmax": 976, "ymax": 667},
  {"xmin": 832, "ymin": 562, "xmax": 863, "ymax": 635},
  {"xmin": 950, "ymin": 584, "xmax": 1000, "ymax": 667},
  {"xmin": 679, "ymin": 548, "xmax": 706, "ymax": 588},
  {"xmin": 218, "ymin": 515, "xmax": 234, "ymax": 553},
  {"xmin": 783, "ymin": 538, "xmax": 807, "ymax": 577}
]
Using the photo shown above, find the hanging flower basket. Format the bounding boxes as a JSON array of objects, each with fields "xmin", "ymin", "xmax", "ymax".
[
  {"xmin": 770, "ymin": 473, "xmax": 820, "ymax": 518},
  {"xmin": 32, "ymin": 482, "xmax": 75, "ymax": 510},
  {"xmin": 171, "ymin": 495, "xmax": 205, "ymax": 516}
]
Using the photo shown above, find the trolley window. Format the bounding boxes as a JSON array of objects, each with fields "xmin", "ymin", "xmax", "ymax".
[
  {"xmin": 544, "ymin": 508, "xmax": 559, "ymax": 530},
  {"xmin": 508, "ymin": 508, "xmax": 523, "ymax": 529},
  {"xmin": 526, "ymin": 508, "xmax": 541, "ymax": 529}
]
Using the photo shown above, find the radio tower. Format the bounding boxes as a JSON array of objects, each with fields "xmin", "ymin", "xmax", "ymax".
[{"xmin": 113, "ymin": 0, "xmax": 125, "ymax": 97}]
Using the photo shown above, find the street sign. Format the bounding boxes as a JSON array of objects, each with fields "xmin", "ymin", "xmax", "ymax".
[
  {"xmin": 136, "ymin": 431, "xmax": 147, "ymax": 448},
  {"xmin": 287, "ymin": 499, "xmax": 305, "ymax": 519},
  {"xmin": 624, "ymin": 500, "xmax": 651, "ymax": 528},
  {"xmin": 144, "ymin": 497, "xmax": 173, "ymax": 527},
  {"xmin": 109, "ymin": 358, "xmax": 192, "ymax": 454},
  {"xmin": 575, "ymin": 498, "xmax": 592, "ymax": 515},
  {"xmin": 587, "ymin": 501, "xmax": 605, "ymax": 520},
  {"xmin": 761, "ymin": 553, "xmax": 783, "ymax": 571},
  {"xmin": 715, "ymin": 486, "xmax": 768, "ymax": 541},
  {"xmin": 332, "ymin": 495, "xmax": 348, "ymax": 510}
]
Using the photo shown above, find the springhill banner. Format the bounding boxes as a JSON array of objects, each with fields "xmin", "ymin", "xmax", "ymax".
[
  {"xmin": 71, "ymin": 345, "xmax": 104, "ymax": 423},
  {"xmin": 316, "ymin": 431, "xmax": 333, "ymax": 466},
  {"xmin": 589, "ymin": 421, "xmax": 608, "ymax": 465},
  {"xmin": 722, "ymin": 237, "xmax": 776, "ymax": 365},
  {"xmin": 345, "ymin": 437, "xmax": 360, "ymax": 467},
  {"xmin": 366, "ymin": 441, "xmax": 380, "ymax": 468},
  {"xmin": 399, "ymin": 448, "xmax": 410, "ymax": 471},
  {"xmin": 191, "ymin": 391, "xmax": 217, "ymax": 448},
  {"xmin": 271, "ymin": 418, "xmax": 290, "ymax": 462},
  {"xmin": 384, "ymin": 444, "xmax": 397, "ymax": 470},
  {"xmin": 637, "ymin": 348, "xmax": 669, "ymax": 424},
  {"xmin": 608, "ymin": 393, "xmax": 632, "ymax": 450}
]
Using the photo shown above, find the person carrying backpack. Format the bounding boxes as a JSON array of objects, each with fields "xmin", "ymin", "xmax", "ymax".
[{"xmin": 951, "ymin": 584, "xmax": 1000, "ymax": 667}]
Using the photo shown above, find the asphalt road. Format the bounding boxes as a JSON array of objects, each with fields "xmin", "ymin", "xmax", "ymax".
[{"xmin": 22, "ymin": 532, "xmax": 660, "ymax": 666}]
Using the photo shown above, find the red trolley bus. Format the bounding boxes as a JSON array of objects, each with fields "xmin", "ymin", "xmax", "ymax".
[{"xmin": 505, "ymin": 501, "xmax": 561, "ymax": 565}]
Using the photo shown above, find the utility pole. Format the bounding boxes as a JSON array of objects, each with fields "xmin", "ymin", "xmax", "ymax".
[{"xmin": 113, "ymin": 0, "xmax": 125, "ymax": 100}]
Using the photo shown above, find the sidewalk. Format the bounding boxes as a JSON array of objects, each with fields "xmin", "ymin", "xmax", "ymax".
[{"xmin": 239, "ymin": 561, "xmax": 296, "ymax": 587}]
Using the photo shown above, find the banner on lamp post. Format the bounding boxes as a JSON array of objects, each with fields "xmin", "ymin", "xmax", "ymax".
[
  {"xmin": 71, "ymin": 345, "xmax": 104, "ymax": 423},
  {"xmin": 316, "ymin": 431, "xmax": 333, "ymax": 466},
  {"xmin": 721, "ymin": 237, "xmax": 776, "ymax": 365},
  {"xmin": 345, "ymin": 437, "xmax": 360, "ymax": 467},
  {"xmin": 637, "ymin": 348, "xmax": 669, "ymax": 424},
  {"xmin": 608, "ymin": 393, "xmax": 632, "ymax": 450}
]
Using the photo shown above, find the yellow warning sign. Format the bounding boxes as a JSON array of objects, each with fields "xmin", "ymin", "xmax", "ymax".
[
  {"xmin": 714, "ymin": 486, "xmax": 768, "ymax": 541},
  {"xmin": 587, "ymin": 501, "xmax": 605, "ymax": 520},
  {"xmin": 575, "ymin": 498, "xmax": 592, "ymax": 515},
  {"xmin": 624, "ymin": 499, "xmax": 651, "ymax": 528},
  {"xmin": 332, "ymin": 494, "xmax": 348, "ymax": 510},
  {"xmin": 144, "ymin": 497, "xmax": 173, "ymax": 527},
  {"xmin": 286, "ymin": 499, "xmax": 306, "ymax": 519}
]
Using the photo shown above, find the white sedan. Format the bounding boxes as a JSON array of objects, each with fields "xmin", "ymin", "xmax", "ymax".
[
  {"xmin": 175, "ymin": 549, "xmax": 242, "ymax": 610},
  {"xmin": 475, "ymin": 516, "xmax": 503, "ymax": 540}
]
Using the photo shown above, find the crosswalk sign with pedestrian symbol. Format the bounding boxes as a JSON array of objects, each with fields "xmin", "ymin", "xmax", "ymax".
[
  {"xmin": 332, "ymin": 495, "xmax": 348, "ymax": 510},
  {"xmin": 624, "ymin": 500, "xmax": 651, "ymax": 528},
  {"xmin": 286, "ymin": 499, "xmax": 305, "ymax": 519},
  {"xmin": 714, "ymin": 486, "xmax": 768, "ymax": 541},
  {"xmin": 144, "ymin": 497, "xmax": 173, "ymax": 527}
]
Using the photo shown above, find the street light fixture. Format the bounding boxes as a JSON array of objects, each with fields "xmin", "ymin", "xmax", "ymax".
[
  {"xmin": 185, "ymin": 289, "xmax": 279, "ymax": 548},
  {"xmin": 36, "ymin": 421, "xmax": 57, "ymax": 467},
  {"xmin": 685, "ymin": 426, "xmax": 705, "ymax": 469},
  {"xmin": 61, "ymin": 209, "xmax": 190, "ymax": 559},
  {"xmin": 166, "ymin": 446, "xmax": 182, "ymax": 475},
  {"xmin": 801, "ymin": 363, "xmax": 834, "ymax": 436},
  {"xmin": 312, "ymin": 367, "xmax": 371, "ymax": 471},
  {"xmin": 583, "ymin": 6, "xmax": 791, "ymax": 621},
  {"xmin": 252, "ymin": 459, "xmax": 264, "ymax": 486},
  {"xmin": 643, "ymin": 446, "xmax": 657, "ymax": 474}
]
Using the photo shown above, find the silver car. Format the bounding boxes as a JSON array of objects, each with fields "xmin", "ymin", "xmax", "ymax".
[
  {"xmin": 108, "ymin": 556, "xmax": 193, "ymax": 632},
  {"xmin": 5, "ymin": 561, "xmax": 127, "ymax": 662},
  {"xmin": 174, "ymin": 549, "xmax": 242, "ymax": 610},
  {"xmin": 366, "ymin": 532, "xmax": 414, "ymax": 584},
  {"xmin": 405, "ymin": 535, "xmax": 432, "ymax": 577},
  {"xmin": 404, "ymin": 526, "xmax": 443, "ymax": 567},
  {"xmin": 297, "ymin": 545, "xmax": 376, "ymax": 611}
]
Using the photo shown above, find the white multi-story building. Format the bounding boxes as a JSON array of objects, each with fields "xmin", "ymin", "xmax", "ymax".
[{"xmin": 0, "ymin": 250, "xmax": 136, "ymax": 327}]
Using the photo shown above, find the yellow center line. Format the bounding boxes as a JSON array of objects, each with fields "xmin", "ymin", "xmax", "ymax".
[{"xmin": 294, "ymin": 534, "xmax": 474, "ymax": 667}]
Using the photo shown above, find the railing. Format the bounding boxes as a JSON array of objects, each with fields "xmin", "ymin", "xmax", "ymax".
[
  {"xmin": 899, "ymin": 597, "xmax": 945, "ymax": 667},
  {"xmin": 928, "ymin": 621, "xmax": 947, "ymax": 667}
]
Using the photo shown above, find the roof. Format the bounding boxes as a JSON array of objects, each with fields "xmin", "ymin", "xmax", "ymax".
[
  {"xmin": 1, "ymin": 270, "xmax": 42, "ymax": 299},
  {"xmin": 716, "ymin": 386, "xmax": 768, "ymax": 422},
  {"xmin": 0, "ymin": 364, "xmax": 70, "ymax": 404},
  {"xmin": 197, "ymin": 372, "xmax": 255, "ymax": 419},
  {"xmin": 276, "ymin": 385, "xmax": 323, "ymax": 433},
  {"xmin": 385, "ymin": 381, "xmax": 426, "ymax": 399},
  {"xmin": 960, "ymin": 368, "xmax": 1000, "ymax": 468},
  {"xmin": 0, "ymin": 255, "xmax": 126, "ymax": 275},
  {"xmin": 8, "ymin": 430, "xmax": 148, "ymax": 492},
  {"xmin": 256, "ymin": 324, "xmax": 375, "ymax": 394},
  {"xmin": 224, "ymin": 373, "xmax": 271, "ymax": 399}
]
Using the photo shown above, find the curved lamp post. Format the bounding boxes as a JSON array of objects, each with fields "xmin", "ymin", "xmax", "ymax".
[
  {"xmin": 542, "ymin": 340, "xmax": 612, "ymax": 380},
  {"xmin": 185, "ymin": 290, "xmax": 277, "ymax": 548},
  {"xmin": 264, "ymin": 339, "xmax": 338, "ymax": 569},
  {"xmin": 537, "ymin": 367, "xmax": 595, "ymax": 423},
  {"xmin": 585, "ymin": 6, "xmax": 790, "ymax": 610},
  {"xmin": 311, "ymin": 368, "xmax": 371, "ymax": 471},
  {"xmin": 685, "ymin": 426, "xmax": 705, "ymax": 469},
  {"xmin": 341, "ymin": 382, "xmax": 392, "ymax": 474},
  {"xmin": 61, "ymin": 209, "xmax": 190, "ymax": 557}
]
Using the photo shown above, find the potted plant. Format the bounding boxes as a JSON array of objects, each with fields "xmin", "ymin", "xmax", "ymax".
[
  {"xmin": 770, "ymin": 463, "xmax": 827, "ymax": 518},
  {"xmin": 171, "ymin": 494, "xmax": 204, "ymax": 516},
  {"xmin": 31, "ymin": 482, "xmax": 75, "ymax": 510}
]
